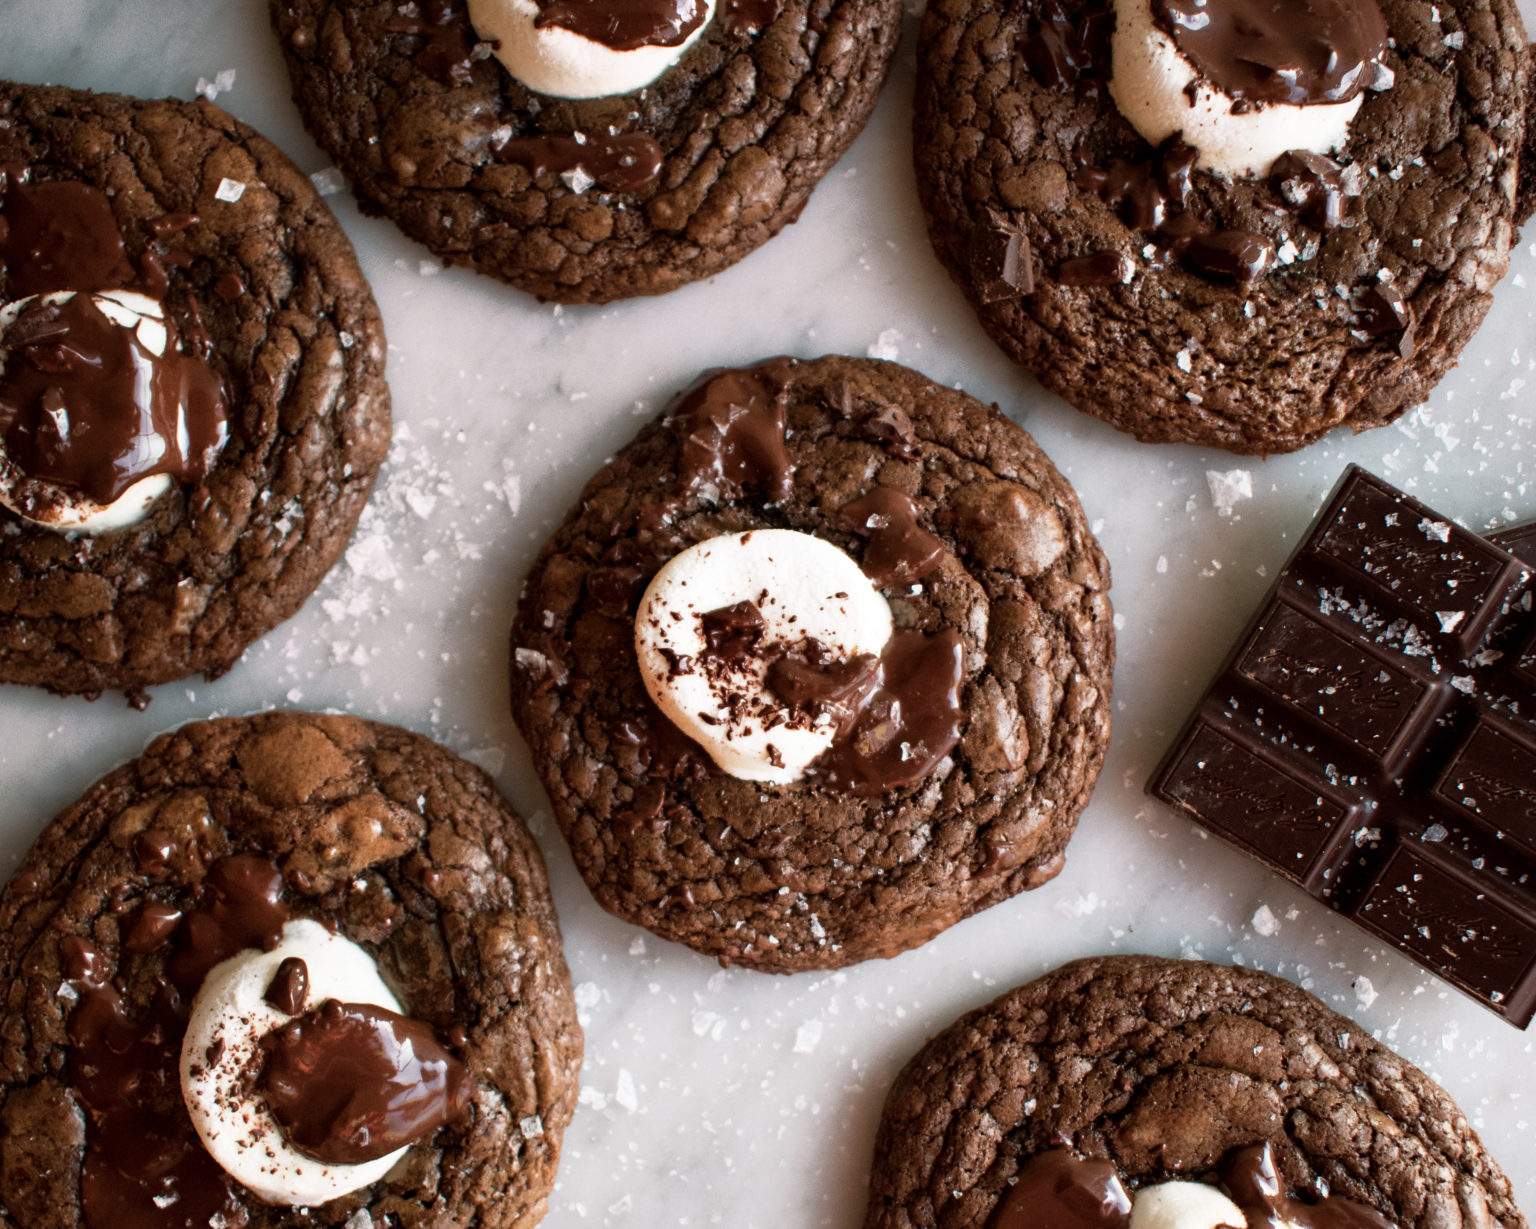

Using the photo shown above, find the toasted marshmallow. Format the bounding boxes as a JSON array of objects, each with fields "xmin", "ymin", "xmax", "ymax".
[
  {"xmin": 468, "ymin": 0, "xmax": 715, "ymax": 99},
  {"xmin": 0, "ymin": 290, "xmax": 173, "ymax": 534},
  {"xmin": 1108, "ymin": 0, "xmax": 1363, "ymax": 177},
  {"xmin": 1131, "ymin": 1181, "xmax": 1249, "ymax": 1229},
  {"xmin": 635, "ymin": 529, "xmax": 892, "ymax": 782},
  {"xmin": 180, "ymin": 919, "xmax": 406, "ymax": 1206}
]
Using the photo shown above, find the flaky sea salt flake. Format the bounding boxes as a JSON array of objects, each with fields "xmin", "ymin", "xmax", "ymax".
[
  {"xmin": 214, "ymin": 177, "xmax": 246, "ymax": 203},
  {"xmin": 1252, "ymin": 904, "xmax": 1281, "ymax": 936},
  {"xmin": 1207, "ymin": 468, "xmax": 1253, "ymax": 515},
  {"xmin": 311, "ymin": 166, "xmax": 347, "ymax": 196},
  {"xmin": 195, "ymin": 68, "xmax": 237, "ymax": 101},
  {"xmin": 867, "ymin": 328, "xmax": 902, "ymax": 361}
]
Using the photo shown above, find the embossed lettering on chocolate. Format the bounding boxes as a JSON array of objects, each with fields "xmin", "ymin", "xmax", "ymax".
[
  {"xmin": 510, "ymin": 355, "xmax": 1115, "ymax": 972},
  {"xmin": 270, "ymin": 0, "xmax": 903, "ymax": 303},
  {"xmin": 1150, "ymin": 467, "xmax": 1536, "ymax": 1026}
]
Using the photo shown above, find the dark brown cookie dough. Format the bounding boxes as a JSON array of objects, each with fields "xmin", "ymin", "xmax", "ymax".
[
  {"xmin": 269, "ymin": 0, "xmax": 901, "ymax": 303},
  {"xmin": 913, "ymin": 0, "xmax": 1530, "ymax": 454},
  {"xmin": 0, "ymin": 83, "xmax": 390, "ymax": 697},
  {"xmin": 864, "ymin": 955, "xmax": 1526, "ymax": 1229},
  {"xmin": 0, "ymin": 710, "xmax": 582, "ymax": 1229},
  {"xmin": 509, "ymin": 355, "xmax": 1114, "ymax": 973}
]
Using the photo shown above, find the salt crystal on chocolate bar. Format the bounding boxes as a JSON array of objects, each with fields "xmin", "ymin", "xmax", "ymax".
[{"xmin": 1149, "ymin": 466, "xmax": 1536, "ymax": 1027}]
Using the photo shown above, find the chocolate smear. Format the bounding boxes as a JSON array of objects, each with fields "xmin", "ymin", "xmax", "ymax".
[{"xmin": 260, "ymin": 999, "xmax": 472, "ymax": 1164}]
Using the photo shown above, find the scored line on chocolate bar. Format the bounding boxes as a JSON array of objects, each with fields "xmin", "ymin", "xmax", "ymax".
[{"xmin": 1149, "ymin": 467, "xmax": 1536, "ymax": 1027}]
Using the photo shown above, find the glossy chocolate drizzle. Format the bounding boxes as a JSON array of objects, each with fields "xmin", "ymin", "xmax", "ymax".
[
  {"xmin": 260, "ymin": 1000, "xmax": 472, "ymax": 1165},
  {"xmin": 0, "ymin": 292, "xmax": 229, "ymax": 504},
  {"xmin": 0, "ymin": 180, "xmax": 137, "ymax": 299},
  {"xmin": 534, "ymin": 0, "xmax": 707, "ymax": 51},
  {"xmin": 806, "ymin": 628, "xmax": 965, "ymax": 795},
  {"xmin": 838, "ymin": 487, "xmax": 946, "ymax": 589},
  {"xmin": 989, "ymin": 1143, "xmax": 1398, "ymax": 1229},
  {"xmin": 495, "ymin": 131, "xmax": 664, "ymax": 193},
  {"xmin": 1152, "ymin": 0, "xmax": 1389, "ymax": 107},
  {"xmin": 0, "ymin": 176, "xmax": 230, "ymax": 508},
  {"xmin": 667, "ymin": 361, "xmax": 795, "ymax": 504},
  {"xmin": 991, "ymin": 1148, "xmax": 1131, "ymax": 1229},
  {"xmin": 63, "ymin": 855, "xmax": 288, "ymax": 1229}
]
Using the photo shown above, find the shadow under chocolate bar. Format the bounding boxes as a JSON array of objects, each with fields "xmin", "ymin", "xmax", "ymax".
[{"xmin": 1149, "ymin": 466, "xmax": 1536, "ymax": 1027}]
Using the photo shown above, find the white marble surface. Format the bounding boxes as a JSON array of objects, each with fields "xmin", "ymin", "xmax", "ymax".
[{"xmin": 2, "ymin": 0, "xmax": 1534, "ymax": 1222}]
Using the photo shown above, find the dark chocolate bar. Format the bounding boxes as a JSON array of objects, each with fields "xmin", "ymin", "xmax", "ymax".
[
  {"xmin": 1490, "ymin": 520, "xmax": 1536, "ymax": 567},
  {"xmin": 1150, "ymin": 467, "xmax": 1536, "ymax": 1027}
]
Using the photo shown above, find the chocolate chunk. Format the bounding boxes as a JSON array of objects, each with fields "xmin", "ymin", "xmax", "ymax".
[
  {"xmin": 968, "ymin": 224, "xmax": 1033, "ymax": 302},
  {"xmin": 1270, "ymin": 150, "xmax": 1349, "ymax": 231},
  {"xmin": 861, "ymin": 406, "xmax": 922, "ymax": 459},
  {"xmin": 265, "ymin": 956, "xmax": 310, "ymax": 1015},
  {"xmin": 1020, "ymin": 0, "xmax": 1111, "ymax": 92},
  {"xmin": 1355, "ymin": 281, "xmax": 1417, "ymax": 358},
  {"xmin": 699, "ymin": 600, "xmax": 767, "ymax": 663},
  {"xmin": 838, "ymin": 487, "xmax": 946, "ymax": 589},
  {"xmin": 493, "ymin": 131, "xmax": 665, "ymax": 194},
  {"xmin": 1150, "ymin": 467, "xmax": 1536, "ymax": 1027},
  {"xmin": 1058, "ymin": 251, "xmax": 1131, "ymax": 286},
  {"xmin": 1182, "ymin": 229, "xmax": 1276, "ymax": 281},
  {"xmin": 720, "ymin": 0, "xmax": 783, "ymax": 35}
]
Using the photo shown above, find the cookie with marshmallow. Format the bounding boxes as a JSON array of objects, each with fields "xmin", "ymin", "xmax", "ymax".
[
  {"xmin": 913, "ymin": 0, "xmax": 1533, "ymax": 453},
  {"xmin": 511, "ymin": 354, "xmax": 1114, "ymax": 972},
  {"xmin": 270, "ymin": 0, "xmax": 903, "ymax": 302},
  {"xmin": 865, "ymin": 956, "xmax": 1524, "ymax": 1229},
  {"xmin": 0, "ymin": 83, "xmax": 390, "ymax": 697},
  {"xmin": 0, "ymin": 711, "xmax": 581, "ymax": 1229}
]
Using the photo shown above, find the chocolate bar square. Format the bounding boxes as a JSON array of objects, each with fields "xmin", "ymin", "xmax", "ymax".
[{"xmin": 1150, "ymin": 467, "xmax": 1536, "ymax": 1027}]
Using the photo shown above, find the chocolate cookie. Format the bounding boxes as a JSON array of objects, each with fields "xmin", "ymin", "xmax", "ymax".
[
  {"xmin": 864, "ymin": 955, "xmax": 1526, "ymax": 1229},
  {"xmin": 0, "ymin": 83, "xmax": 390, "ymax": 698},
  {"xmin": 0, "ymin": 711, "xmax": 581, "ymax": 1229},
  {"xmin": 268, "ymin": 0, "xmax": 901, "ymax": 303},
  {"xmin": 913, "ymin": 0, "xmax": 1530, "ymax": 453},
  {"xmin": 509, "ymin": 355, "xmax": 1114, "ymax": 972}
]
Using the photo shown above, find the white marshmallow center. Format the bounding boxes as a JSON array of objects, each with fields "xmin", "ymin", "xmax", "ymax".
[
  {"xmin": 1108, "ymin": 0, "xmax": 1363, "ymax": 177},
  {"xmin": 468, "ymin": 0, "xmax": 716, "ymax": 100},
  {"xmin": 634, "ymin": 529, "xmax": 892, "ymax": 783},
  {"xmin": 0, "ymin": 290, "xmax": 173, "ymax": 535},
  {"xmin": 179, "ymin": 919, "xmax": 407, "ymax": 1206},
  {"xmin": 1131, "ymin": 1181, "xmax": 1249, "ymax": 1229}
]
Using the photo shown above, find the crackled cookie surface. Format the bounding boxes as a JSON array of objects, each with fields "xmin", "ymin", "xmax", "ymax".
[
  {"xmin": 914, "ymin": 0, "xmax": 1530, "ymax": 453},
  {"xmin": 0, "ymin": 711, "xmax": 581, "ymax": 1229},
  {"xmin": 510, "ymin": 355, "xmax": 1114, "ymax": 972},
  {"xmin": 269, "ymin": 0, "xmax": 901, "ymax": 303},
  {"xmin": 864, "ymin": 956, "xmax": 1526, "ymax": 1229},
  {"xmin": 0, "ymin": 83, "xmax": 390, "ymax": 697}
]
